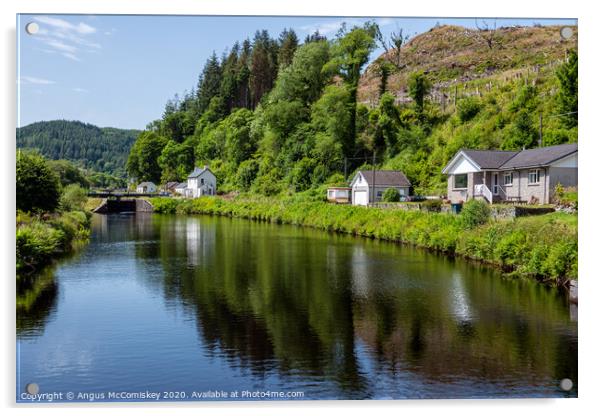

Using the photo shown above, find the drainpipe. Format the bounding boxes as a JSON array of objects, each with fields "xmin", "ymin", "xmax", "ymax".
[{"xmin": 544, "ymin": 167, "xmax": 548, "ymax": 204}]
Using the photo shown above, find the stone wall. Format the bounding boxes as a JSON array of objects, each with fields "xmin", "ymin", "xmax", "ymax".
[{"xmin": 490, "ymin": 205, "xmax": 556, "ymax": 219}]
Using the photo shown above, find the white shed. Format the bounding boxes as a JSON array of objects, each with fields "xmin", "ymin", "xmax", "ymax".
[
  {"xmin": 136, "ymin": 181, "xmax": 157, "ymax": 193},
  {"xmin": 350, "ymin": 170, "xmax": 411, "ymax": 206}
]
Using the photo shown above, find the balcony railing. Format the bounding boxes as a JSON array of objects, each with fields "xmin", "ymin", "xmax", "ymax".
[{"xmin": 474, "ymin": 184, "xmax": 493, "ymax": 203}]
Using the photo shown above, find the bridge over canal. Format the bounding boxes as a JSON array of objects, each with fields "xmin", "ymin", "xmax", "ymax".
[{"xmin": 89, "ymin": 192, "xmax": 156, "ymax": 214}]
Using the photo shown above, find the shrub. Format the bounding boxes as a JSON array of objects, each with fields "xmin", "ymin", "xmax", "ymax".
[
  {"xmin": 421, "ymin": 199, "xmax": 442, "ymax": 212},
  {"xmin": 457, "ymin": 97, "xmax": 481, "ymax": 122},
  {"xmin": 236, "ymin": 159, "xmax": 259, "ymax": 190},
  {"xmin": 16, "ymin": 151, "xmax": 61, "ymax": 212},
  {"xmin": 494, "ymin": 231, "xmax": 527, "ymax": 267},
  {"xmin": 16, "ymin": 209, "xmax": 89, "ymax": 273},
  {"xmin": 16, "ymin": 222, "xmax": 64, "ymax": 271},
  {"xmin": 460, "ymin": 199, "xmax": 491, "ymax": 228},
  {"xmin": 382, "ymin": 188, "xmax": 400, "ymax": 202},
  {"xmin": 553, "ymin": 183, "xmax": 565, "ymax": 203},
  {"xmin": 60, "ymin": 184, "xmax": 88, "ymax": 211}
]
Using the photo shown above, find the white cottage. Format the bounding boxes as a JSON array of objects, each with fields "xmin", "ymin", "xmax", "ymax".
[
  {"xmin": 185, "ymin": 166, "xmax": 217, "ymax": 198},
  {"xmin": 442, "ymin": 143, "xmax": 578, "ymax": 204},
  {"xmin": 350, "ymin": 170, "xmax": 411, "ymax": 206},
  {"xmin": 136, "ymin": 181, "xmax": 157, "ymax": 193}
]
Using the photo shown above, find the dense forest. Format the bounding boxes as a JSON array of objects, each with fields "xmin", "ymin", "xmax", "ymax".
[
  {"xmin": 17, "ymin": 120, "xmax": 139, "ymax": 186},
  {"xmin": 127, "ymin": 23, "xmax": 578, "ymax": 196}
]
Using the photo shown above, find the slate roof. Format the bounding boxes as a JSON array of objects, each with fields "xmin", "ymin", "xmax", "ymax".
[
  {"xmin": 137, "ymin": 181, "xmax": 155, "ymax": 187},
  {"xmin": 446, "ymin": 143, "xmax": 578, "ymax": 172},
  {"xmin": 462, "ymin": 150, "xmax": 518, "ymax": 169},
  {"xmin": 499, "ymin": 143, "xmax": 577, "ymax": 169},
  {"xmin": 358, "ymin": 170, "xmax": 411, "ymax": 187},
  {"xmin": 175, "ymin": 182, "xmax": 187, "ymax": 189},
  {"xmin": 188, "ymin": 166, "xmax": 216, "ymax": 178},
  {"xmin": 187, "ymin": 167, "xmax": 207, "ymax": 178}
]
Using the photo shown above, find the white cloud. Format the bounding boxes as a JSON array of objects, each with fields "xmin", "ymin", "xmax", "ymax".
[
  {"xmin": 73, "ymin": 87, "xmax": 89, "ymax": 93},
  {"xmin": 300, "ymin": 18, "xmax": 364, "ymax": 36},
  {"xmin": 40, "ymin": 37, "xmax": 77, "ymax": 53},
  {"xmin": 19, "ymin": 76, "xmax": 56, "ymax": 85},
  {"xmin": 376, "ymin": 17, "xmax": 395, "ymax": 26},
  {"xmin": 34, "ymin": 16, "xmax": 96, "ymax": 35},
  {"xmin": 30, "ymin": 15, "xmax": 102, "ymax": 61},
  {"xmin": 62, "ymin": 52, "xmax": 81, "ymax": 61},
  {"xmin": 299, "ymin": 17, "xmax": 400, "ymax": 37}
]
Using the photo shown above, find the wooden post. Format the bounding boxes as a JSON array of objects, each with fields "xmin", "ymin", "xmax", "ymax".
[
  {"xmin": 344, "ymin": 157, "xmax": 347, "ymax": 180},
  {"xmin": 454, "ymin": 84, "xmax": 458, "ymax": 107}
]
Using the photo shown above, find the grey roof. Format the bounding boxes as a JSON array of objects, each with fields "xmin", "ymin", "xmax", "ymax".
[
  {"xmin": 187, "ymin": 167, "xmax": 206, "ymax": 178},
  {"xmin": 358, "ymin": 170, "xmax": 411, "ymax": 187},
  {"xmin": 175, "ymin": 182, "xmax": 187, "ymax": 189},
  {"xmin": 138, "ymin": 181, "xmax": 155, "ymax": 187},
  {"xmin": 188, "ymin": 166, "xmax": 215, "ymax": 178},
  {"xmin": 462, "ymin": 150, "xmax": 518, "ymax": 169},
  {"xmin": 499, "ymin": 143, "xmax": 577, "ymax": 169}
]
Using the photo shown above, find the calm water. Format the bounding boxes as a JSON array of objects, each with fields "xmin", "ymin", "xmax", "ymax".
[{"xmin": 17, "ymin": 213, "xmax": 577, "ymax": 402}]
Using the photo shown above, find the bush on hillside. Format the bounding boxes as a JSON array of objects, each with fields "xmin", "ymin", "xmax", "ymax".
[
  {"xmin": 456, "ymin": 97, "xmax": 482, "ymax": 122},
  {"xmin": 460, "ymin": 199, "xmax": 491, "ymax": 228}
]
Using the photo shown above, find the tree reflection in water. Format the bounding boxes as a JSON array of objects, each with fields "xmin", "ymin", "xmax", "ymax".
[{"xmin": 145, "ymin": 215, "xmax": 577, "ymax": 398}]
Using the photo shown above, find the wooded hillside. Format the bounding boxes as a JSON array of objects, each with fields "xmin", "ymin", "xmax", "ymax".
[
  {"xmin": 126, "ymin": 22, "xmax": 577, "ymax": 195},
  {"xmin": 17, "ymin": 120, "xmax": 140, "ymax": 179}
]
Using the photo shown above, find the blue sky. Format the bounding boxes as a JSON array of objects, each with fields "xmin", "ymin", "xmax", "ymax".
[{"xmin": 17, "ymin": 15, "xmax": 577, "ymax": 130}]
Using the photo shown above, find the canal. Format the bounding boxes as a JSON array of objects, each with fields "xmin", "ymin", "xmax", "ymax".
[{"xmin": 17, "ymin": 213, "xmax": 578, "ymax": 401}]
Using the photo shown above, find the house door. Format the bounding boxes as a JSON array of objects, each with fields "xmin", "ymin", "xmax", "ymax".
[
  {"xmin": 353, "ymin": 190, "xmax": 368, "ymax": 206},
  {"xmin": 493, "ymin": 173, "xmax": 499, "ymax": 195}
]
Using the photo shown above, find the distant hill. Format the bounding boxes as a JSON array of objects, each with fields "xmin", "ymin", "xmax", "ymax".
[
  {"xmin": 358, "ymin": 24, "xmax": 578, "ymax": 105},
  {"xmin": 17, "ymin": 120, "xmax": 140, "ymax": 177}
]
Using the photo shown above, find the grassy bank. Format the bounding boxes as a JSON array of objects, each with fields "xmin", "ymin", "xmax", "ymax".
[
  {"xmin": 150, "ymin": 196, "xmax": 577, "ymax": 284},
  {"xmin": 16, "ymin": 210, "xmax": 91, "ymax": 276}
]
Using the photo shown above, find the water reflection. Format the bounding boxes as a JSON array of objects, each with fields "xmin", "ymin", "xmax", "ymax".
[
  {"xmin": 17, "ymin": 214, "xmax": 577, "ymax": 399},
  {"xmin": 17, "ymin": 268, "xmax": 59, "ymax": 338},
  {"xmin": 147, "ymin": 215, "xmax": 577, "ymax": 397}
]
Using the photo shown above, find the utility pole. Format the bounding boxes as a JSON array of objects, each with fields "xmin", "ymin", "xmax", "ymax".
[
  {"xmin": 539, "ymin": 113, "xmax": 543, "ymax": 147},
  {"xmin": 344, "ymin": 157, "xmax": 348, "ymax": 180},
  {"xmin": 371, "ymin": 151, "xmax": 376, "ymax": 205}
]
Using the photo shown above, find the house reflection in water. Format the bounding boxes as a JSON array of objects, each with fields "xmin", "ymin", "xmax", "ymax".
[
  {"xmin": 449, "ymin": 271, "xmax": 475, "ymax": 323},
  {"xmin": 184, "ymin": 218, "xmax": 215, "ymax": 266},
  {"xmin": 350, "ymin": 245, "xmax": 370, "ymax": 299}
]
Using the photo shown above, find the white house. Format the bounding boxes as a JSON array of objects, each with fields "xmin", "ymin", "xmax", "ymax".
[
  {"xmin": 350, "ymin": 170, "xmax": 411, "ymax": 206},
  {"xmin": 136, "ymin": 181, "xmax": 157, "ymax": 193},
  {"xmin": 184, "ymin": 166, "xmax": 217, "ymax": 198},
  {"xmin": 174, "ymin": 182, "xmax": 187, "ymax": 196},
  {"xmin": 442, "ymin": 143, "xmax": 577, "ymax": 204}
]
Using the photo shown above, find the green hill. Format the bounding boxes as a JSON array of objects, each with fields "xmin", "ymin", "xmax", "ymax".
[
  {"xmin": 359, "ymin": 24, "xmax": 577, "ymax": 105},
  {"xmin": 126, "ymin": 23, "xmax": 577, "ymax": 195},
  {"xmin": 17, "ymin": 120, "xmax": 140, "ymax": 177}
]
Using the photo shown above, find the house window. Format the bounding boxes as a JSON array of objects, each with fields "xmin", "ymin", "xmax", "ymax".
[
  {"xmin": 201, "ymin": 178, "xmax": 205, "ymax": 185},
  {"xmin": 454, "ymin": 174, "xmax": 468, "ymax": 189},
  {"xmin": 503, "ymin": 172, "xmax": 513, "ymax": 186},
  {"xmin": 528, "ymin": 169, "xmax": 540, "ymax": 184},
  {"xmin": 377, "ymin": 191, "xmax": 383, "ymax": 198}
]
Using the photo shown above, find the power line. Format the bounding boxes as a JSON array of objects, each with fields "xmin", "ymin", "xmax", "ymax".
[{"xmin": 546, "ymin": 111, "xmax": 577, "ymax": 119}]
